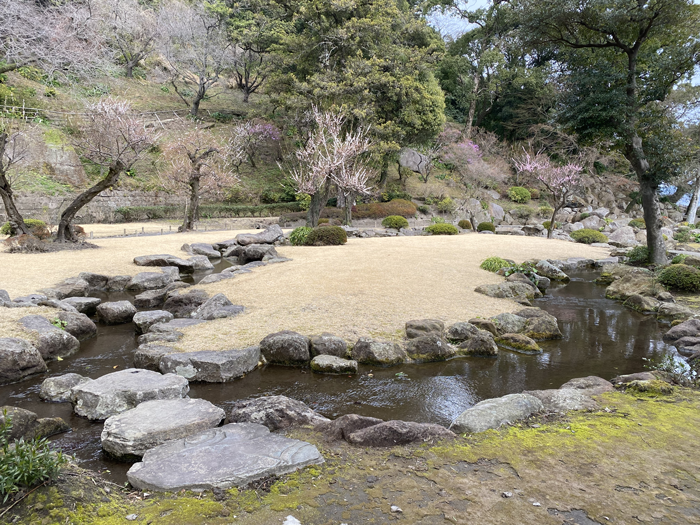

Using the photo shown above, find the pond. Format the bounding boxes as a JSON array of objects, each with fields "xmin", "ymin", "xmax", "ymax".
[{"xmin": 0, "ymin": 271, "xmax": 674, "ymax": 483}]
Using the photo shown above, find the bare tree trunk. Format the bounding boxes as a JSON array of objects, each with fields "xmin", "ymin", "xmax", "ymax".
[
  {"xmin": 686, "ymin": 173, "xmax": 700, "ymax": 225},
  {"xmin": 0, "ymin": 183, "xmax": 29, "ymax": 236},
  {"xmin": 182, "ymin": 177, "xmax": 200, "ymax": 231},
  {"xmin": 378, "ymin": 156, "xmax": 389, "ymax": 187},
  {"xmin": 57, "ymin": 162, "xmax": 123, "ymax": 242},
  {"xmin": 639, "ymin": 178, "xmax": 667, "ymax": 265},
  {"xmin": 465, "ymin": 72, "xmax": 480, "ymax": 140},
  {"xmin": 547, "ymin": 206, "xmax": 561, "ymax": 239},
  {"xmin": 342, "ymin": 191, "xmax": 354, "ymax": 226},
  {"xmin": 306, "ymin": 184, "xmax": 330, "ymax": 228}
]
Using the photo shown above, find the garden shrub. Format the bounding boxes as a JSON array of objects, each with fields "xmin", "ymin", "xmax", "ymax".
[
  {"xmin": 318, "ymin": 218, "xmax": 329, "ymax": 224},
  {"xmin": 380, "ymin": 190, "xmax": 412, "ymax": 202},
  {"xmin": 425, "ymin": 223, "xmax": 459, "ymax": 235},
  {"xmin": 510, "ymin": 205, "xmax": 534, "ymax": 219},
  {"xmin": 538, "ymin": 205, "xmax": 554, "ymax": 218},
  {"xmin": 541, "ymin": 221, "xmax": 561, "ymax": 230},
  {"xmin": 0, "ymin": 411, "xmax": 67, "ymax": 503},
  {"xmin": 289, "ymin": 226, "xmax": 313, "ymax": 246},
  {"xmin": 304, "ymin": 226, "xmax": 347, "ymax": 246},
  {"xmin": 0, "ymin": 219, "xmax": 50, "ymax": 239},
  {"xmin": 658, "ymin": 264, "xmax": 700, "ymax": 292},
  {"xmin": 673, "ymin": 227, "xmax": 699, "ymax": 244},
  {"xmin": 626, "ymin": 245, "xmax": 650, "ymax": 265},
  {"xmin": 477, "ymin": 222, "xmax": 496, "ymax": 232},
  {"xmin": 671, "ymin": 254, "xmax": 689, "ymax": 265},
  {"xmin": 431, "ymin": 216, "xmax": 446, "ymax": 224},
  {"xmin": 579, "ymin": 212, "xmax": 591, "ymax": 220},
  {"xmin": 480, "ymin": 256, "xmax": 510, "ymax": 273},
  {"xmin": 417, "ymin": 205, "xmax": 430, "ymax": 214},
  {"xmin": 382, "ymin": 215, "xmax": 409, "ymax": 230},
  {"xmin": 353, "ymin": 199, "xmax": 417, "ymax": 219},
  {"xmin": 116, "ymin": 203, "xmax": 302, "ymax": 222},
  {"xmin": 570, "ymin": 229, "xmax": 608, "ymax": 244},
  {"xmin": 437, "ymin": 197, "xmax": 456, "ymax": 213},
  {"xmin": 458, "ymin": 219, "xmax": 472, "ymax": 230},
  {"xmin": 629, "ymin": 218, "xmax": 646, "ymax": 229},
  {"xmin": 528, "ymin": 188, "xmax": 540, "ymax": 199},
  {"xmin": 507, "ymin": 186, "xmax": 531, "ymax": 203}
]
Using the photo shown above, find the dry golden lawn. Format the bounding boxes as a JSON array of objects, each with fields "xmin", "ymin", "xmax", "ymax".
[{"xmin": 0, "ymin": 229, "xmax": 609, "ymax": 349}]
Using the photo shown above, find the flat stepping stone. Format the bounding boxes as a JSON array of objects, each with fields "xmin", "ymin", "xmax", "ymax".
[
  {"xmin": 0, "ymin": 337, "xmax": 47, "ymax": 385},
  {"xmin": 133, "ymin": 311, "xmax": 174, "ymax": 334},
  {"xmin": 62, "ymin": 297, "xmax": 101, "ymax": 316},
  {"xmin": 182, "ymin": 243, "xmax": 221, "ymax": 259},
  {"xmin": 101, "ymin": 399, "xmax": 225, "ymax": 460},
  {"xmin": 40, "ymin": 373, "xmax": 91, "ymax": 402},
  {"xmin": 71, "ymin": 368, "xmax": 189, "ymax": 420},
  {"xmin": 133, "ymin": 254, "xmax": 195, "ymax": 273},
  {"xmin": 97, "ymin": 301, "xmax": 137, "ymax": 325},
  {"xmin": 127, "ymin": 423, "xmax": 324, "ymax": 491},
  {"xmin": 310, "ymin": 355, "xmax": 358, "ymax": 374},
  {"xmin": 450, "ymin": 393, "xmax": 543, "ymax": 434},
  {"xmin": 191, "ymin": 293, "xmax": 244, "ymax": 321},
  {"xmin": 159, "ymin": 347, "xmax": 260, "ymax": 382},
  {"xmin": 149, "ymin": 319, "xmax": 206, "ymax": 333}
]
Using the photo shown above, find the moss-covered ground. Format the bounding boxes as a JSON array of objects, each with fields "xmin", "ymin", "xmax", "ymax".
[{"xmin": 5, "ymin": 389, "xmax": 700, "ymax": 524}]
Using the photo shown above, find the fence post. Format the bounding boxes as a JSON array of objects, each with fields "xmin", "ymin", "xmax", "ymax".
[
  {"xmin": 90, "ymin": 231, "xmax": 93, "ymax": 239},
  {"xmin": 124, "ymin": 228, "xmax": 126, "ymax": 236},
  {"xmin": 161, "ymin": 228, "xmax": 163, "ymax": 235}
]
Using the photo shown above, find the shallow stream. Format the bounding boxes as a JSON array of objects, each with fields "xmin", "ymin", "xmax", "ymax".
[{"xmin": 0, "ymin": 270, "xmax": 673, "ymax": 483}]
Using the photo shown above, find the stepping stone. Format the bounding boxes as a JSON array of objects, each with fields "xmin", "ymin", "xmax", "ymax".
[
  {"xmin": 127, "ymin": 423, "xmax": 324, "ymax": 492},
  {"xmin": 524, "ymin": 389, "xmax": 598, "ymax": 413},
  {"xmin": 309, "ymin": 333, "xmax": 348, "ymax": 358},
  {"xmin": 133, "ymin": 311, "xmax": 174, "ymax": 334},
  {"xmin": 134, "ymin": 289, "xmax": 168, "ymax": 309},
  {"xmin": 159, "ymin": 347, "xmax": 260, "ymax": 382},
  {"xmin": 310, "ymin": 355, "xmax": 357, "ymax": 374},
  {"xmin": 229, "ymin": 395, "xmax": 329, "ymax": 431},
  {"xmin": 134, "ymin": 345, "xmax": 177, "ymax": 371},
  {"xmin": 56, "ymin": 312, "xmax": 97, "ymax": 341},
  {"xmin": 19, "ymin": 315, "xmax": 80, "ymax": 361},
  {"xmin": 260, "ymin": 331, "xmax": 310, "ymax": 366},
  {"xmin": 188, "ymin": 256, "xmax": 214, "ymax": 271},
  {"xmin": 40, "ymin": 373, "xmax": 92, "ymax": 402},
  {"xmin": 191, "ymin": 293, "xmax": 244, "ymax": 321},
  {"xmin": 96, "ymin": 301, "xmax": 137, "ymax": 325},
  {"xmin": 101, "ymin": 399, "xmax": 225, "ymax": 460},
  {"xmin": 62, "ymin": 297, "xmax": 101, "ymax": 316},
  {"xmin": 346, "ymin": 420, "xmax": 455, "ymax": 447},
  {"xmin": 149, "ymin": 319, "xmax": 206, "ymax": 333},
  {"xmin": 0, "ymin": 337, "xmax": 47, "ymax": 385},
  {"xmin": 182, "ymin": 243, "xmax": 221, "ymax": 259},
  {"xmin": 71, "ymin": 368, "xmax": 189, "ymax": 420},
  {"xmin": 450, "ymin": 393, "xmax": 543, "ymax": 434},
  {"xmin": 133, "ymin": 254, "xmax": 195, "ymax": 273},
  {"xmin": 126, "ymin": 272, "xmax": 173, "ymax": 292}
]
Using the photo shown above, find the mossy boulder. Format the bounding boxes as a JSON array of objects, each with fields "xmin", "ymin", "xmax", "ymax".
[{"xmin": 495, "ymin": 333, "xmax": 542, "ymax": 354}]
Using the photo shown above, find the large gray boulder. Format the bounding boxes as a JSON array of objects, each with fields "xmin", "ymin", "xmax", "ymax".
[
  {"xmin": 495, "ymin": 333, "xmax": 542, "ymax": 354},
  {"xmin": 405, "ymin": 319, "xmax": 444, "ymax": 339},
  {"xmin": 77, "ymin": 272, "xmax": 110, "ymax": 291},
  {"xmin": 398, "ymin": 147, "xmax": 431, "ymax": 176},
  {"xmin": 133, "ymin": 254, "xmax": 195, "ymax": 273},
  {"xmin": 450, "ymin": 393, "xmax": 543, "ymax": 434},
  {"xmin": 514, "ymin": 309, "xmax": 563, "ymax": 340},
  {"xmin": 446, "ymin": 322, "xmax": 480, "ymax": 343},
  {"xmin": 309, "ymin": 333, "xmax": 348, "ymax": 358},
  {"xmin": 663, "ymin": 319, "xmax": 700, "ymax": 345},
  {"xmin": 187, "ymin": 255, "xmax": 214, "ymax": 271},
  {"xmin": 0, "ymin": 406, "xmax": 70, "ymax": 441},
  {"xmin": 96, "ymin": 301, "xmax": 137, "ymax": 325},
  {"xmin": 191, "ymin": 293, "xmax": 244, "ymax": 321},
  {"xmin": 228, "ymin": 395, "xmax": 329, "ymax": 431},
  {"xmin": 535, "ymin": 260, "xmax": 570, "ymax": 282},
  {"xmin": 310, "ymin": 355, "xmax": 358, "ymax": 374},
  {"xmin": 126, "ymin": 272, "xmax": 173, "ymax": 292},
  {"xmin": 559, "ymin": 376, "xmax": 614, "ymax": 396},
  {"xmin": 0, "ymin": 289, "xmax": 11, "ymax": 304},
  {"xmin": 133, "ymin": 289, "xmax": 168, "ymax": 309},
  {"xmin": 47, "ymin": 277, "xmax": 90, "ymax": 300},
  {"xmin": 315, "ymin": 414, "xmax": 383, "ymax": 442},
  {"xmin": 524, "ymin": 389, "xmax": 598, "ymax": 413},
  {"xmin": 107, "ymin": 275, "xmax": 131, "ymax": 292},
  {"xmin": 405, "ymin": 335, "xmax": 455, "ymax": 363},
  {"xmin": 19, "ymin": 315, "xmax": 80, "ymax": 361},
  {"xmin": 182, "ymin": 243, "xmax": 221, "ymax": 259},
  {"xmin": 159, "ymin": 347, "xmax": 260, "ymax": 382},
  {"xmin": 657, "ymin": 303, "xmax": 694, "ymax": 324},
  {"xmin": 474, "ymin": 282, "xmax": 542, "ymax": 306},
  {"xmin": 346, "ymin": 420, "xmax": 455, "ymax": 447},
  {"xmin": 491, "ymin": 313, "xmax": 527, "ymax": 335},
  {"xmin": 351, "ymin": 338, "xmax": 408, "ymax": 366},
  {"xmin": 235, "ymin": 225, "xmax": 284, "ymax": 246},
  {"xmin": 62, "ymin": 297, "xmax": 101, "ymax": 316},
  {"xmin": 56, "ymin": 311, "xmax": 97, "ymax": 341},
  {"xmin": 0, "ymin": 337, "xmax": 47, "ymax": 384},
  {"xmin": 137, "ymin": 331, "xmax": 183, "ymax": 346},
  {"xmin": 149, "ymin": 318, "xmax": 206, "ymax": 333},
  {"xmin": 260, "ymin": 331, "xmax": 310, "ymax": 366},
  {"xmin": 70, "ymin": 368, "xmax": 189, "ymax": 420},
  {"xmin": 133, "ymin": 311, "xmax": 174, "ymax": 334},
  {"xmin": 163, "ymin": 289, "xmax": 209, "ymax": 318},
  {"xmin": 607, "ymin": 226, "xmax": 637, "ymax": 248},
  {"xmin": 227, "ymin": 244, "xmax": 279, "ymax": 264},
  {"xmin": 456, "ymin": 330, "xmax": 498, "ymax": 357},
  {"xmin": 40, "ymin": 373, "xmax": 92, "ymax": 402},
  {"xmin": 127, "ymin": 423, "xmax": 324, "ymax": 492},
  {"xmin": 134, "ymin": 345, "xmax": 176, "ymax": 371},
  {"xmin": 101, "ymin": 398, "xmax": 225, "ymax": 460}
]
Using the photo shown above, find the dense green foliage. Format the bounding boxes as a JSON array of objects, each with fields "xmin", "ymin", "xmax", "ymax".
[
  {"xmin": 115, "ymin": 203, "xmax": 301, "ymax": 222},
  {"xmin": 627, "ymin": 246, "xmax": 650, "ymax": 265},
  {"xmin": 542, "ymin": 221, "xmax": 560, "ymax": 231},
  {"xmin": 477, "ymin": 221, "xmax": 495, "ymax": 232},
  {"xmin": 425, "ymin": 223, "xmax": 458, "ymax": 235},
  {"xmin": 480, "ymin": 256, "xmax": 510, "ymax": 273},
  {"xmin": 658, "ymin": 264, "xmax": 700, "ymax": 292},
  {"xmin": 0, "ymin": 219, "xmax": 49, "ymax": 238},
  {"xmin": 304, "ymin": 226, "xmax": 348, "ymax": 246},
  {"xmin": 671, "ymin": 254, "xmax": 689, "ymax": 265},
  {"xmin": 629, "ymin": 218, "xmax": 646, "ymax": 229},
  {"xmin": 507, "ymin": 186, "xmax": 531, "ymax": 203},
  {"xmin": 673, "ymin": 227, "xmax": 700, "ymax": 244},
  {"xmin": 382, "ymin": 215, "xmax": 409, "ymax": 230},
  {"xmin": 289, "ymin": 226, "xmax": 313, "ymax": 246},
  {"xmin": 458, "ymin": 219, "xmax": 472, "ymax": 230},
  {"xmin": 0, "ymin": 412, "xmax": 67, "ymax": 503},
  {"xmin": 570, "ymin": 229, "xmax": 608, "ymax": 244}
]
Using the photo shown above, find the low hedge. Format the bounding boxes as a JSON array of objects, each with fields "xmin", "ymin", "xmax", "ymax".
[
  {"xmin": 382, "ymin": 215, "xmax": 409, "ymax": 230},
  {"xmin": 477, "ymin": 222, "xmax": 496, "ymax": 232},
  {"xmin": 304, "ymin": 226, "xmax": 347, "ymax": 246},
  {"xmin": 426, "ymin": 223, "xmax": 459, "ymax": 235},
  {"xmin": 658, "ymin": 264, "xmax": 700, "ymax": 292},
  {"xmin": 570, "ymin": 229, "xmax": 608, "ymax": 244}
]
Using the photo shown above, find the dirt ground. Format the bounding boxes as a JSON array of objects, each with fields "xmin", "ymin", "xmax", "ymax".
[
  {"xmin": 0, "ymin": 229, "xmax": 608, "ymax": 347},
  {"xmin": 8, "ymin": 389, "xmax": 700, "ymax": 525}
]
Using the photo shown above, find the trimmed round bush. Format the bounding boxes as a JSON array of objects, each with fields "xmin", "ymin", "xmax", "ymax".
[
  {"xmin": 304, "ymin": 225, "xmax": 347, "ymax": 246},
  {"xmin": 458, "ymin": 219, "xmax": 472, "ymax": 230},
  {"xmin": 318, "ymin": 218, "xmax": 330, "ymax": 224},
  {"xmin": 480, "ymin": 256, "xmax": 510, "ymax": 273},
  {"xmin": 289, "ymin": 226, "xmax": 313, "ymax": 246},
  {"xmin": 507, "ymin": 186, "xmax": 531, "ymax": 203},
  {"xmin": 425, "ymin": 223, "xmax": 459, "ymax": 235},
  {"xmin": 658, "ymin": 264, "xmax": 700, "ymax": 292},
  {"xmin": 382, "ymin": 215, "xmax": 409, "ymax": 230},
  {"xmin": 570, "ymin": 228, "xmax": 608, "ymax": 244},
  {"xmin": 626, "ymin": 245, "xmax": 649, "ymax": 265},
  {"xmin": 629, "ymin": 218, "xmax": 646, "ymax": 229},
  {"xmin": 0, "ymin": 219, "xmax": 50, "ymax": 239},
  {"xmin": 477, "ymin": 222, "xmax": 496, "ymax": 232}
]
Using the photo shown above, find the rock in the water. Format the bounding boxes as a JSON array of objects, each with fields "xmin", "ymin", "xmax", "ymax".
[
  {"xmin": 657, "ymin": 303, "xmax": 694, "ymax": 324},
  {"xmin": 54, "ymin": 312, "xmax": 96, "ymax": 343},
  {"xmin": 228, "ymin": 244, "xmax": 279, "ymax": 264},
  {"xmin": 450, "ymin": 394, "xmax": 543, "ymax": 434},
  {"xmin": 309, "ymin": 333, "xmax": 348, "ymax": 358},
  {"xmin": 605, "ymin": 270, "xmax": 655, "ymax": 301},
  {"xmin": 491, "ymin": 313, "xmax": 527, "ymax": 335},
  {"xmin": 624, "ymin": 294, "xmax": 660, "ymax": 313},
  {"xmin": 260, "ymin": 331, "xmax": 310, "ymax": 366},
  {"xmin": 0, "ymin": 337, "xmax": 47, "ymax": 384},
  {"xmin": 663, "ymin": 319, "xmax": 700, "ymax": 344},
  {"xmin": 559, "ymin": 376, "xmax": 614, "ymax": 395},
  {"xmin": 126, "ymin": 272, "xmax": 173, "ymax": 292},
  {"xmin": 127, "ymin": 423, "xmax": 323, "ymax": 491},
  {"xmin": 236, "ymin": 225, "xmax": 284, "ymax": 246},
  {"xmin": 62, "ymin": 297, "xmax": 101, "ymax": 316},
  {"xmin": 163, "ymin": 289, "xmax": 209, "ymax": 318},
  {"xmin": 133, "ymin": 289, "xmax": 168, "ymax": 309},
  {"xmin": 495, "ymin": 333, "xmax": 541, "ymax": 354},
  {"xmin": 133, "ymin": 311, "xmax": 174, "ymax": 334},
  {"xmin": 101, "ymin": 398, "xmax": 225, "ymax": 460},
  {"xmin": 40, "ymin": 373, "xmax": 91, "ymax": 402},
  {"xmin": 514, "ymin": 309, "xmax": 562, "ymax": 340},
  {"xmin": 182, "ymin": 243, "xmax": 221, "ymax": 259},
  {"xmin": 228, "ymin": 395, "xmax": 329, "ymax": 430},
  {"xmin": 446, "ymin": 322, "xmax": 479, "ymax": 343},
  {"xmin": 535, "ymin": 260, "xmax": 570, "ymax": 282},
  {"xmin": 159, "ymin": 347, "xmax": 260, "ymax": 382},
  {"xmin": 0, "ymin": 406, "xmax": 70, "ymax": 440},
  {"xmin": 671, "ymin": 336, "xmax": 700, "ymax": 356},
  {"xmin": 610, "ymin": 371, "xmax": 658, "ymax": 385},
  {"xmin": 134, "ymin": 345, "xmax": 176, "ymax": 371},
  {"xmin": 198, "ymin": 273, "xmax": 236, "ymax": 285},
  {"xmin": 315, "ymin": 414, "xmax": 383, "ymax": 442},
  {"xmin": 346, "ymin": 420, "xmax": 455, "ymax": 447},
  {"xmin": 187, "ymin": 255, "xmax": 215, "ymax": 271},
  {"xmin": 97, "ymin": 301, "xmax": 137, "ymax": 325},
  {"xmin": 19, "ymin": 315, "xmax": 81, "ymax": 361},
  {"xmin": 405, "ymin": 334, "xmax": 455, "ymax": 363},
  {"xmin": 106, "ymin": 275, "xmax": 131, "ymax": 292},
  {"xmin": 405, "ymin": 319, "xmax": 444, "ymax": 339},
  {"xmin": 351, "ymin": 338, "xmax": 408, "ymax": 366},
  {"xmin": 468, "ymin": 318, "xmax": 498, "ymax": 336},
  {"xmin": 137, "ymin": 331, "xmax": 183, "ymax": 345},
  {"xmin": 474, "ymin": 282, "xmax": 542, "ymax": 305},
  {"xmin": 456, "ymin": 330, "xmax": 499, "ymax": 357},
  {"xmin": 524, "ymin": 389, "xmax": 598, "ymax": 413},
  {"xmin": 133, "ymin": 254, "xmax": 195, "ymax": 273},
  {"xmin": 191, "ymin": 293, "xmax": 244, "ymax": 321},
  {"xmin": 71, "ymin": 368, "xmax": 189, "ymax": 420},
  {"xmin": 310, "ymin": 355, "xmax": 358, "ymax": 374}
]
